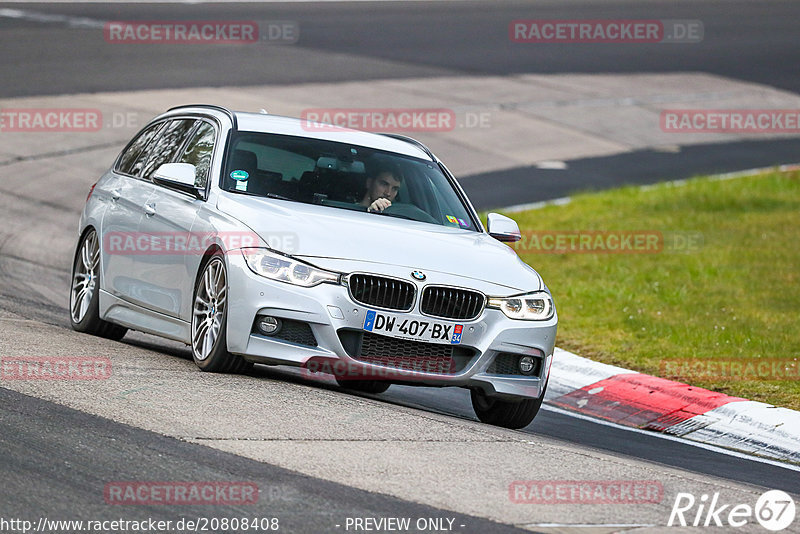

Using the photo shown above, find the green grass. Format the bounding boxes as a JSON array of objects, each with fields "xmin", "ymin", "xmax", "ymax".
[{"xmin": 498, "ymin": 170, "xmax": 800, "ymax": 410}]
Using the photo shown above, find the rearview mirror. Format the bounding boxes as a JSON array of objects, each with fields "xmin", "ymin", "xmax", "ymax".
[
  {"xmin": 152, "ymin": 163, "xmax": 203, "ymax": 199},
  {"xmin": 316, "ymin": 156, "xmax": 365, "ymax": 173},
  {"xmin": 486, "ymin": 213, "xmax": 522, "ymax": 242}
]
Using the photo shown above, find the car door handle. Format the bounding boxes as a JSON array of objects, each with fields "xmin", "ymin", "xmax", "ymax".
[
  {"xmin": 109, "ymin": 189, "xmax": 121, "ymax": 202},
  {"xmin": 144, "ymin": 202, "xmax": 156, "ymax": 216}
]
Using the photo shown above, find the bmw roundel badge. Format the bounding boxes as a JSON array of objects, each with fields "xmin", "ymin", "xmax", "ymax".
[{"xmin": 411, "ymin": 270, "xmax": 426, "ymax": 281}]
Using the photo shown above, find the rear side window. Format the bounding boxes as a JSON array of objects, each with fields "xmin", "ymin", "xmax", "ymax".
[
  {"xmin": 140, "ymin": 119, "xmax": 196, "ymax": 182},
  {"xmin": 178, "ymin": 121, "xmax": 216, "ymax": 188},
  {"xmin": 115, "ymin": 121, "xmax": 164, "ymax": 176}
]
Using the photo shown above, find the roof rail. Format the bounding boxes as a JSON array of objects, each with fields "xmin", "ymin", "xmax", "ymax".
[
  {"xmin": 166, "ymin": 104, "xmax": 237, "ymax": 129},
  {"xmin": 380, "ymin": 133, "xmax": 436, "ymax": 161}
]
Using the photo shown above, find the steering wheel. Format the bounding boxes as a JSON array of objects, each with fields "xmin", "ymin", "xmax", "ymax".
[{"xmin": 382, "ymin": 202, "xmax": 438, "ymax": 224}]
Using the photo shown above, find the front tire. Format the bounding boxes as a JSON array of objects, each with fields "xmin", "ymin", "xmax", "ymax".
[
  {"xmin": 70, "ymin": 229, "xmax": 127, "ymax": 341},
  {"xmin": 191, "ymin": 253, "xmax": 252, "ymax": 374},
  {"xmin": 470, "ymin": 385, "xmax": 546, "ymax": 429}
]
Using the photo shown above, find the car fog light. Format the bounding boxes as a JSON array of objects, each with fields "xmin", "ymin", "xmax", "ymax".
[
  {"xmin": 519, "ymin": 356, "xmax": 536, "ymax": 375},
  {"xmin": 257, "ymin": 316, "xmax": 282, "ymax": 336}
]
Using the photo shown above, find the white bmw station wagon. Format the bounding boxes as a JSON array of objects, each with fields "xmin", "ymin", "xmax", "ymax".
[{"xmin": 70, "ymin": 105, "xmax": 557, "ymax": 428}]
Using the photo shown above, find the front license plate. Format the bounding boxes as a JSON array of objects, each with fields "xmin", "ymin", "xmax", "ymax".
[{"xmin": 362, "ymin": 310, "xmax": 463, "ymax": 345}]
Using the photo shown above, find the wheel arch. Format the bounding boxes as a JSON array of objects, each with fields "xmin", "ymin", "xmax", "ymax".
[{"xmin": 196, "ymin": 243, "xmax": 226, "ymax": 276}]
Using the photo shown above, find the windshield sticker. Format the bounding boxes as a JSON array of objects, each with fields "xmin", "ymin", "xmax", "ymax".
[
  {"xmin": 230, "ymin": 170, "xmax": 249, "ymax": 181},
  {"xmin": 235, "ymin": 180, "xmax": 248, "ymax": 192},
  {"xmin": 446, "ymin": 215, "xmax": 459, "ymax": 225},
  {"xmin": 457, "ymin": 218, "xmax": 469, "ymax": 228}
]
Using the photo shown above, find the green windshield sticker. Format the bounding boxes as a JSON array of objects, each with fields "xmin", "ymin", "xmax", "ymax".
[{"xmin": 230, "ymin": 170, "xmax": 249, "ymax": 181}]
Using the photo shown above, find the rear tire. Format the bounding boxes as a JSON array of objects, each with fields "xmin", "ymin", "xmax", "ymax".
[
  {"xmin": 335, "ymin": 378, "xmax": 391, "ymax": 394},
  {"xmin": 69, "ymin": 229, "xmax": 128, "ymax": 341},
  {"xmin": 470, "ymin": 385, "xmax": 546, "ymax": 429},
  {"xmin": 191, "ymin": 253, "xmax": 252, "ymax": 374}
]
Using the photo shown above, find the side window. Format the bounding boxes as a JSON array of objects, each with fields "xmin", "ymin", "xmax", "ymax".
[
  {"xmin": 178, "ymin": 122, "xmax": 216, "ymax": 188},
  {"xmin": 140, "ymin": 119, "xmax": 196, "ymax": 182},
  {"xmin": 115, "ymin": 121, "xmax": 164, "ymax": 176}
]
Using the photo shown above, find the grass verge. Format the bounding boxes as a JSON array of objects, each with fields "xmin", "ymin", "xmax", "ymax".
[{"xmin": 503, "ymin": 169, "xmax": 800, "ymax": 410}]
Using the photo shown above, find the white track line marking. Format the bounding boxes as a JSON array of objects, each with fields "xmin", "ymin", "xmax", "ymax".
[
  {"xmin": 0, "ymin": 8, "xmax": 105, "ymax": 28},
  {"xmin": 542, "ymin": 404, "xmax": 800, "ymax": 473},
  {"xmin": 522, "ymin": 523, "xmax": 660, "ymax": 528}
]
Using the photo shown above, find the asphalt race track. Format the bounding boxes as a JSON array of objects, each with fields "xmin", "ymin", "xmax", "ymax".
[
  {"xmin": 3, "ymin": 1, "xmax": 800, "ymax": 208},
  {"xmin": 1, "ymin": 2, "xmax": 799, "ymax": 533},
  {"xmin": 2, "ymin": 1, "xmax": 800, "ymax": 95}
]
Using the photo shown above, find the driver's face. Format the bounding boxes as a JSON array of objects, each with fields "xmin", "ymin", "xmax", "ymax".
[{"xmin": 367, "ymin": 172, "xmax": 402, "ymax": 202}]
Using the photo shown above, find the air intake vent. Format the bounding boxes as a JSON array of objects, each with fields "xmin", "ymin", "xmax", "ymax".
[
  {"xmin": 421, "ymin": 286, "xmax": 485, "ymax": 320},
  {"xmin": 337, "ymin": 330, "xmax": 476, "ymax": 374},
  {"xmin": 348, "ymin": 274, "xmax": 415, "ymax": 311},
  {"xmin": 487, "ymin": 352, "xmax": 542, "ymax": 377}
]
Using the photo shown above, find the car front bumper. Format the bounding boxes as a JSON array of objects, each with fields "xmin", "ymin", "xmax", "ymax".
[{"xmin": 225, "ymin": 252, "xmax": 557, "ymax": 400}]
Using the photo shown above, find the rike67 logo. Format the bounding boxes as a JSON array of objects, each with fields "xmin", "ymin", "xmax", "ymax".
[{"xmin": 668, "ymin": 490, "xmax": 796, "ymax": 531}]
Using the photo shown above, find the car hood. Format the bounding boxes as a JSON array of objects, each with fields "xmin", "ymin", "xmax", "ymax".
[{"xmin": 217, "ymin": 194, "xmax": 542, "ymax": 292}]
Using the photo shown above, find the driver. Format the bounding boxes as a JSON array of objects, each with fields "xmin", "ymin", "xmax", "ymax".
[{"xmin": 360, "ymin": 167, "xmax": 403, "ymax": 213}]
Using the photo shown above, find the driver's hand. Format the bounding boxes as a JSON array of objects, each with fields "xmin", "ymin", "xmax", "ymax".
[{"xmin": 368, "ymin": 198, "xmax": 392, "ymax": 212}]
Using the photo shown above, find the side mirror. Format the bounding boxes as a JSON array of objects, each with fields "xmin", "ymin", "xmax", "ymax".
[
  {"xmin": 487, "ymin": 213, "xmax": 522, "ymax": 242},
  {"xmin": 152, "ymin": 163, "xmax": 203, "ymax": 199}
]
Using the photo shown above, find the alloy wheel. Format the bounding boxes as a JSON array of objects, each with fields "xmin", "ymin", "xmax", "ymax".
[
  {"xmin": 70, "ymin": 231, "xmax": 99, "ymax": 323},
  {"xmin": 192, "ymin": 257, "xmax": 227, "ymax": 361}
]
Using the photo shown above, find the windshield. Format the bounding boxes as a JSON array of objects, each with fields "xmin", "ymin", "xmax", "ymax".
[{"xmin": 221, "ymin": 132, "xmax": 478, "ymax": 231}]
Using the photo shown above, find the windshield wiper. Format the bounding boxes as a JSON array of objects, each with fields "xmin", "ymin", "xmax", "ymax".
[
  {"xmin": 264, "ymin": 193, "xmax": 293, "ymax": 201},
  {"xmin": 228, "ymin": 189, "xmax": 295, "ymax": 202},
  {"xmin": 373, "ymin": 210, "xmax": 414, "ymax": 221}
]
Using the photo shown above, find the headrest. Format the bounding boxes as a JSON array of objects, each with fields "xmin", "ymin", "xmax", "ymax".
[{"xmin": 231, "ymin": 149, "xmax": 257, "ymax": 171}]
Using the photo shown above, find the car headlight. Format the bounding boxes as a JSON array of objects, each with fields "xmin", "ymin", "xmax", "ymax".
[
  {"xmin": 487, "ymin": 292, "xmax": 554, "ymax": 321},
  {"xmin": 241, "ymin": 248, "xmax": 341, "ymax": 287}
]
